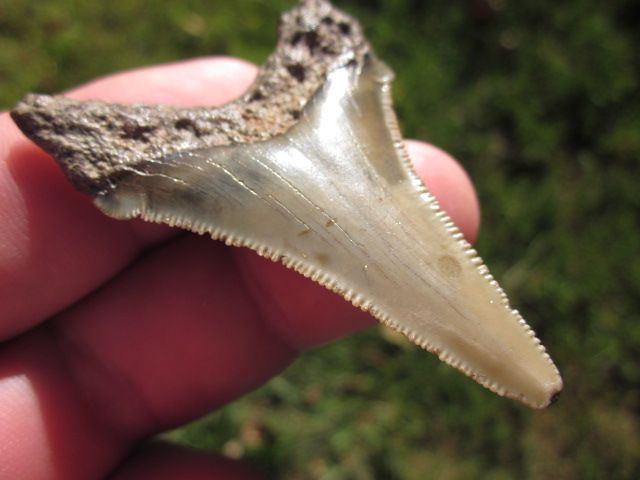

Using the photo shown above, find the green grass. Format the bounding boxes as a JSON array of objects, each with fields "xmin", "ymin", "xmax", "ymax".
[{"xmin": 2, "ymin": 0, "xmax": 639, "ymax": 478}]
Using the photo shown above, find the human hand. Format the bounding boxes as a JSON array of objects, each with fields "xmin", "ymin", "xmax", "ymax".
[{"xmin": 0, "ymin": 57, "xmax": 480, "ymax": 479}]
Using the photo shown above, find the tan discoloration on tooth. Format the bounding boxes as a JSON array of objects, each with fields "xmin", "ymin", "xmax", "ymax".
[{"xmin": 10, "ymin": 0, "xmax": 562, "ymax": 408}]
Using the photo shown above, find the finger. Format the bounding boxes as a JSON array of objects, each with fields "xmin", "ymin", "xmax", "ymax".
[
  {"xmin": 68, "ymin": 56, "xmax": 255, "ymax": 106},
  {"xmin": 0, "ymin": 57, "xmax": 258, "ymax": 340},
  {"xmin": 111, "ymin": 442, "xmax": 265, "ymax": 480},
  {"xmin": 405, "ymin": 140, "xmax": 480, "ymax": 243},
  {"xmin": 235, "ymin": 140, "xmax": 481, "ymax": 348},
  {"xmin": 0, "ymin": 329, "xmax": 125, "ymax": 479},
  {"xmin": 0, "ymin": 142, "xmax": 480, "ymax": 479},
  {"xmin": 0, "ymin": 236, "xmax": 295, "ymax": 479}
]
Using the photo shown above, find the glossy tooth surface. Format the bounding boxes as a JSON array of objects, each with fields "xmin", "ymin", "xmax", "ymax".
[{"xmin": 97, "ymin": 57, "xmax": 561, "ymax": 408}]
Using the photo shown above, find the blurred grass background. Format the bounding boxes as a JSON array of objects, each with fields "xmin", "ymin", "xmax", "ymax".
[{"xmin": 1, "ymin": 0, "xmax": 639, "ymax": 478}]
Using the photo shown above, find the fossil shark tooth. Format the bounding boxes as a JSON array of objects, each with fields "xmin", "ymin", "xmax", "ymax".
[{"xmin": 11, "ymin": 0, "xmax": 562, "ymax": 408}]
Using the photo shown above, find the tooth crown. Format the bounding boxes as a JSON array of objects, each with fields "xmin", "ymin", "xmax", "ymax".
[{"xmin": 10, "ymin": 0, "xmax": 562, "ymax": 408}]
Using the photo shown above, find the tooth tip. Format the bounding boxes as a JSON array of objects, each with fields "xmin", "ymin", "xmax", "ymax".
[
  {"xmin": 528, "ymin": 377, "xmax": 563, "ymax": 409},
  {"xmin": 547, "ymin": 388, "xmax": 562, "ymax": 406}
]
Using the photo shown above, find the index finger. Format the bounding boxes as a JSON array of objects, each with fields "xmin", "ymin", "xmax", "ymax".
[{"xmin": 0, "ymin": 57, "xmax": 257, "ymax": 340}]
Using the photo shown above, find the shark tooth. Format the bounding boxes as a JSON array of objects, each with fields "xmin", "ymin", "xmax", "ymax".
[{"xmin": 11, "ymin": 0, "xmax": 562, "ymax": 408}]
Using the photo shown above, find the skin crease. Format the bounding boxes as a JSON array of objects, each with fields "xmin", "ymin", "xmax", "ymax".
[{"xmin": 0, "ymin": 57, "xmax": 480, "ymax": 479}]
